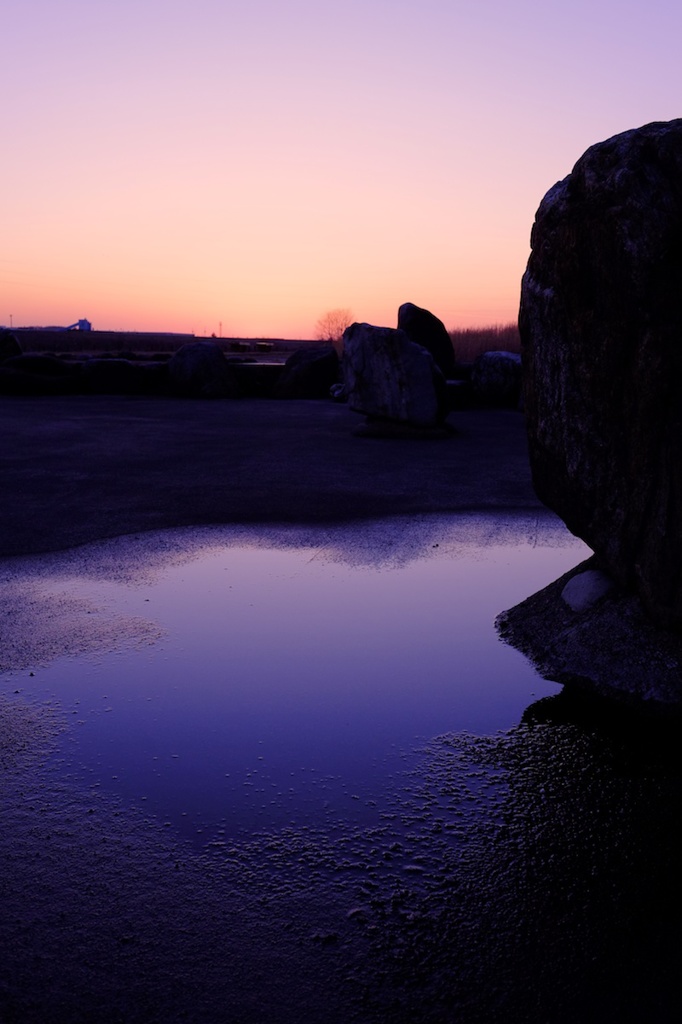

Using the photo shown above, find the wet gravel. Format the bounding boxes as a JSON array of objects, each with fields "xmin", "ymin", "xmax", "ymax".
[{"xmin": 3, "ymin": 695, "xmax": 682, "ymax": 1023}]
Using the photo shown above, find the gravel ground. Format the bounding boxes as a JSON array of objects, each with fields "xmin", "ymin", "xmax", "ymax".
[{"xmin": 0, "ymin": 397, "xmax": 539, "ymax": 557}]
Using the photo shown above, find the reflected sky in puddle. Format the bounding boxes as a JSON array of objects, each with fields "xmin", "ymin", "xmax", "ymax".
[{"xmin": 2, "ymin": 515, "xmax": 589, "ymax": 846}]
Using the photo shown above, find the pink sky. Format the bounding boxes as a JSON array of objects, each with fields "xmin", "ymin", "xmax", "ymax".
[{"xmin": 3, "ymin": 0, "xmax": 681, "ymax": 338}]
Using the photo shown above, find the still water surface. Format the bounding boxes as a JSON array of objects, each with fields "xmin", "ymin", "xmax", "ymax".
[{"xmin": 5, "ymin": 515, "xmax": 589, "ymax": 845}]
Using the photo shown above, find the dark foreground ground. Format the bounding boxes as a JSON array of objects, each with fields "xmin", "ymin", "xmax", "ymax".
[
  {"xmin": 0, "ymin": 396, "xmax": 539, "ymax": 557},
  {"xmin": 3, "ymin": 397, "xmax": 680, "ymax": 1024}
]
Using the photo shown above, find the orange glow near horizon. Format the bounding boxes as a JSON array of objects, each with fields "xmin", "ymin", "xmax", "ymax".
[{"xmin": 3, "ymin": 1, "xmax": 681, "ymax": 340}]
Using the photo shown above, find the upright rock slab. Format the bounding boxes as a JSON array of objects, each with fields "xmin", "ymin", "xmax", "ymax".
[
  {"xmin": 342, "ymin": 322, "xmax": 447, "ymax": 430},
  {"xmin": 168, "ymin": 341, "xmax": 239, "ymax": 399},
  {"xmin": 520, "ymin": 119, "xmax": 682, "ymax": 630},
  {"xmin": 471, "ymin": 350, "xmax": 522, "ymax": 407},
  {"xmin": 0, "ymin": 329, "xmax": 21, "ymax": 363},
  {"xmin": 273, "ymin": 345, "xmax": 340, "ymax": 399},
  {"xmin": 397, "ymin": 302, "xmax": 456, "ymax": 379}
]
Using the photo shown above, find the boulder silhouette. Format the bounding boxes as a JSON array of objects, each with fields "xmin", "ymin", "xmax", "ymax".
[
  {"xmin": 0, "ymin": 329, "xmax": 21, "ymax": 363},
  {"xmin": 168, "ymin": 342, "xmax": 239, "ymax": 398},
  {"xmin": 342, "ymin": 322, "xmax": 447, "ymax": 429},
  {"xmin": 471, "ymin": 350, "xmax": 522, "ymax": 407},
  {"xmin": 397, "ymin": 302, "xmax": 456, "ymax": 379},
  {"xmin": 273, "ymin": 345, "xmax": 340, "ymax": 399},
  {"xmin": 520, "ymin": 119, "xmax": 682, "ymax": 629}
]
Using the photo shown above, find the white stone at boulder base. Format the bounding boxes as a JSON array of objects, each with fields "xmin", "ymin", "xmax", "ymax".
[
  {"xmin": 561, "ymin": 569, "xmax": 614, "ymax": 612},
  {"xmin": 498, "ymin": 556, "xmax": 682, "ymax": 708}
]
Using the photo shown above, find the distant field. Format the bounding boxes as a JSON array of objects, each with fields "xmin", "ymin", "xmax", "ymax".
[
  {"xmin": 13, "ymin": 329, "xmax": 316, "ymax": 363},
  {"xmin": 13, "ymin": 323, "xmax": 521, "ymax": 366}
]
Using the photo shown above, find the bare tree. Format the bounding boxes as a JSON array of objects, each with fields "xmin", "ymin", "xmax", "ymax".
[{"xmin": 314, "ymin": 308, "xmax": 354, "ymax": 350}]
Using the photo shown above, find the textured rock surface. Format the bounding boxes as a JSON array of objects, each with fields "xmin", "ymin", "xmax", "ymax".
[
  {"xmin": 520, "ymin": 119, "xmax": 682, "ymax": 629},
  {"xmin": 471, "ymin": 350, "xmax": 522, "ymax": 407},
  {"xmin": 273, "ymin": 345, "xmax": 339, "ymax": 399},
  {"xmin": 342, "ymin": 322, "xmax": 447, "ymax": 428},
  {"xmin": 168, "ymin": 341, "xmax": 239, "ymax": 398},
  {"xmin": 497, "ymin": 557, "xmax": 682, "ymax": 709},
  {"xmin": 397, "ymin": 302, "xmax": 457, "ymax": 379}
]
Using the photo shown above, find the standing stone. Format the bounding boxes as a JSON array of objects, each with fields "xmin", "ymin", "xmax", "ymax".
[
  {"xmin": 520, "ymin": 119, "xmax": 682, "ymax": 629},
  {"xmin": 397, "ymin": 302, "xmax": 457, "ymax": 379},
  {"xmin": 81, "ymin": 358, "xmax": 166, "ymax": 395},
  {"xmin": 168, "ymin": 341, "xmax": 239, "ymax": 398},
  {"xmin": 273, "ymin": 345, "xmax": 340, "ymax": 399},
  {"xmin": 0, "ymin": 329, "xmax": 21, "ymax": 363},
  {"xmin": 2, "ymin": 354, "xmax": 75, "ymax": 377},
  {"xmin": 471, "ymin": 351, "xmax": 522, "ymax": 407},
  {"xmin": 342, "ymin": 322, "xmax": 447, "ymax": 429}
]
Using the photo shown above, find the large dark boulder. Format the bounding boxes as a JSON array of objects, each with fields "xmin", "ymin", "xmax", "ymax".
[
  {"xmin": 229, "ymin": 361, "xmax": 283, "ymax": 398},
  {"xmin": 2, "ymin": 354, "xmax": 77, "ymax": 377},
  {"xmin": 81, "ymin": 358, "xmax": 168, "ymax": 395},
  {"xmin": 273, "ymin": 345, "xmax": 340, "ymax": 399},
  {"xmin": 471, "ymin": 350, "xmax": 522, "ymax": 407},
  {"xmin": 520, "ymin": 119, "xmax": 682, "ymax": 630},
  {"xmin": 0, "ymin": 329, "xmax": 21, "ymax": 363},
  {"xmin": 0, "ymin": 353, "xmax": 83, "ymax": 394},
  {"xmin": 397, "ymin": 302, "xmax": 456, "ymax": 379},
  {"xmin": 0, "ymin": 367, "xmax": 79, "ymax": 395},
  {"xmin": 167, "ymin": 341, "xmax": 239, "ymax": 398},
  {"xmin": 342, "ymin": 322, "xmax": 447, "ymax": 429},
  {"xmin": 81, "ymin": 358, "xmax": 139, "ymax": 394}
]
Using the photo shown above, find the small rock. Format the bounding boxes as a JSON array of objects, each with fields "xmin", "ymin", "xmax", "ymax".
[{"xmin": 561, "ymin": 569, "xmax": 614, "ymax": 612}]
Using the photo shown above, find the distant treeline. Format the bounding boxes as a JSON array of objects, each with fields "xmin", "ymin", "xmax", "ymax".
[{"xmin": 449, "ymin": 323, "xmax": 520, "ymax": 363}]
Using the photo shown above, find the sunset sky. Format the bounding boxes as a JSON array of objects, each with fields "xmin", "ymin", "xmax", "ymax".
[{"xmin": 3, "ymin": 1, "xmax": 681, "ymax": 338}]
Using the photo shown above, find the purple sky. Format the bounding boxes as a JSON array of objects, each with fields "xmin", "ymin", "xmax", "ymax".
[{"xmin": 3, "ymin": 0, "xmax": 680, "ymax": 336}]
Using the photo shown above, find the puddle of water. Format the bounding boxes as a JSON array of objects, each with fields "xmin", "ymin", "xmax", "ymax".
[
  {"xmin": 2, "ymin": 516, "xmax": 589, "ymax": 846},
  {"xmin": 5, "ymin": 518, "xmax": 681, "ymax": 1024}
]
